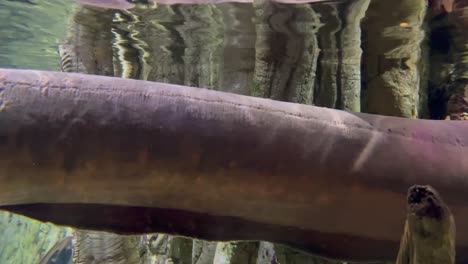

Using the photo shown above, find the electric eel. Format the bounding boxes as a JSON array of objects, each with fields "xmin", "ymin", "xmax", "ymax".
[{"xmin": 0, "ymin": 69, "xmax": 468, "ymax": 262}]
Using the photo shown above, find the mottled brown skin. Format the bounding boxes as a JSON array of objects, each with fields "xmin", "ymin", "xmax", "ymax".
[{"xmin": 397, "ymin": 185, "xmax": 455, "ymax": 264}]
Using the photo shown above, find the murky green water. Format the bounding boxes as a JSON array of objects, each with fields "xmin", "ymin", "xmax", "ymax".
[
  {"xmin": 0, "ymin": 0, "xmax": 466, "ymax": 263},
  {"xmin": 0, "ymin": 0, "xmax": 73, "ymax": 70}
]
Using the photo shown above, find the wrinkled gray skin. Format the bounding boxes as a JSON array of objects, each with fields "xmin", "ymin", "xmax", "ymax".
[
  {"xmin": 396, "ymin": 185, "xmax": 455, "ymax": 264},
  {"xmin": 1, "ymin": 69, "xmax": 468, "ymax": 262}
]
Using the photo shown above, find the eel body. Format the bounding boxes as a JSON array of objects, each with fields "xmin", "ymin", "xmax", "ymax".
[
  {"xmin": 396, "ymin": 185, "xmax": 455, "ymax": 264},
  {"xmin": 1, "ymin": 69, "xmax": 468, "ymax": 262}
]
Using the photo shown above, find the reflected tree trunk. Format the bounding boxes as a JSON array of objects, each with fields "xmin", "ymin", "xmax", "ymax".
[
  {"xmin": 252, "ymin": 1, "xmax": 322, "ymax": 104},
  {"xmin": 213, "ymin": 242, "xmax": 259, "ymax": 264},
  {"xmin": 59, "ymin": 5, "xmax": 114, "ymax": 76},
  {"xmin": 361, "ymin": 0, "xmax": 427, "ymax": 118},
  {"xmin": 314, "ymin": 3, "xmax": 341, "ymax": 108},
  {"xmin": 445, "ymin": 0, "xmax": 468, "ymax": 120},
  {"xmin": 218, "ymin": 3, "xmax": 256, "ymax": 95},
  {"xmin": 192, "ymin": 240, "xmax": 217, "ymax": 264},
  {"xmin": 72, "ymin": 231, "xmax": 142, "ymax": 264},
  {"xmin": 314, "ymin": 0, "xmax": 369, "ymax": 111},
  {"xmin": 338, "ymin": 0, "xmax": 370, "ymax": 112},
  {"xmin": 175, "ymin": 4, "xmax": 224, "ymax": 89},
  {"xmin": 139, "ymin": 234, "xmax": 192, "ymax": 264}
]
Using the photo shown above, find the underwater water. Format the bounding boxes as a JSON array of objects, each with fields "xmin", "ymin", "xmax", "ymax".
[{"xmin": 0, "ymin": 0, "xmax": 467, "ymax": 263}]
